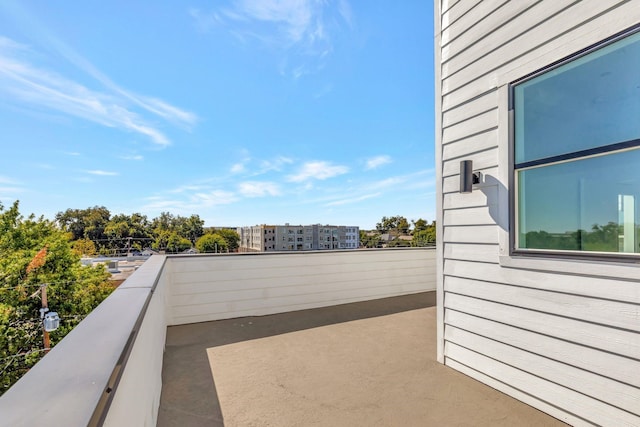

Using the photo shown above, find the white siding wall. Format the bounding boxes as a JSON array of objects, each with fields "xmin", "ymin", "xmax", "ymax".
[
  {"xmin": 166, "ymin": 249, "xmax": 436, "ymax": 326},
  {"xmin": 435, "ymin": 1, "xmax": 640, "ymax": 426},
  {"xmin": 0, "ymin": 250, "xmax": 434, "ymax": 426},
  {"xmin": 0, "ymin": 255, "xmax": 168, "ymax": 427},
  {"xmin": 104, "ymin": 256, "xmax": 168, "ymax": 427}
]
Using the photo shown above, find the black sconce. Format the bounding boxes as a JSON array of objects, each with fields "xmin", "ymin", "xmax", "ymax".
[{"xmin": 460, "ymin": 160, "xmax": 480, "ymax": 193}]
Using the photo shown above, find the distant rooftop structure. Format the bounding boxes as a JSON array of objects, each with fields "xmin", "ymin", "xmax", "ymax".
[{"xmin": 237, "ymin": 224, "xmax": 359, "ymax": 252}]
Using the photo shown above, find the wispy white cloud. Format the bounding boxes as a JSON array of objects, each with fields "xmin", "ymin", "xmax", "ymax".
[
  {"xmin": 140, "ymin": 198, "xmax": 185, "ymax": 211},
  {"xmin": 0, "ymin": 186, "xmax": 23, "ymax": 194},
  {"xmin": 189, "ymin": 8, "xmax": 224, "ymax": 32},
  {"xmin": 287, "ymin": 160, "xmax": 348, "ymax": 182},
  {"xmin": 85, "ymin": 170, "xmax": 119, "ymax": 176},
  {"xmin": 363, "ymin": 169, "xmax": 434, "ymax": 192},
  {"xmin": 231, "ymin": 0, "xmax": 315, "ymax": 44},
  {"xmin": 5, "ymin": 11, "xmax": 199, "ymax": 130},
  {"xmin": 121, "ymin": 154, "xmax": 144, "ymax": 161},
  {"xmin": 365, "ymin": 155, "xmax": 392, "ymax": 170},
  {"xmin": 0, "ymin": 176, "xmax": 18, "ymax": 184},
  {"xmin": 192, "ymin": 0, "xmax": 352, "ymax": 79},
  {"xmin": 0, "ymin": 184, "xmax": 25, "ymax": 203},
  {"xmin": 337, "ymin": 0, "xmax": 353, "ymax": 28},
  {"xmin": 326, "ymin": 192, "xmax": 381, "ymax": 206},
  {"xmin": 0, "ymin": 35, "xmax": 196, "ymax": 146},
  {"xmin": 191, "ymin": 190, "xmax": 238, "ymax": 206},
  {"xmin": 230, "ymin": 154, "xmax": 294, "ymax": 176},
  {"xmin": 238, "ymin": 181, "xmax": 281, "ymax": 197},
  {"xmin": 134, "ymin": 97, "xmax": 197, "ymax": 128},
  {"xmin": 142, "ymin": 188, "xmax": 239, "ymax": 213},
  {"xmin": 230, "ymin": 162, "xmax": 246, "ymax": 173},
  {"xmin": 257, "ymin": 156, "xmax": 293, "ymax": 174},
  {"xmin": 65, "ymin": 151, "xmax": 81, "ymax": 156},
  {"xmin": 169, "ymin": 184, "xmax": 210, "ymax": 194}
]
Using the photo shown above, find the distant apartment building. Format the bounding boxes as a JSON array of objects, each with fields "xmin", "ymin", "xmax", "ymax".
[
  {"xmin": 237, "ymin": 224, "xmax": 359, "ymax": 252},
  {"xmin": 237, "ymin": 225, "xmax": 276, "ymax": 252}
]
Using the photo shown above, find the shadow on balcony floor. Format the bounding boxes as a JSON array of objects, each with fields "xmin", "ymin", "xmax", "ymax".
[{"xmin": 158, "ymin": 292, "xmax": 566, "ymax": 426}]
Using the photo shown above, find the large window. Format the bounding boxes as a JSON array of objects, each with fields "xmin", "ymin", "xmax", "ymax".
[{"xmin": 512, "ymin": 27, "xmax": 640, "ymax": 256}]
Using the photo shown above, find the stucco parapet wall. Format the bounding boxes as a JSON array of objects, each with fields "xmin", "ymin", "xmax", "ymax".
[{"xmin": 0, "ymin": 255, "xmax": 167, "ymax": 427}]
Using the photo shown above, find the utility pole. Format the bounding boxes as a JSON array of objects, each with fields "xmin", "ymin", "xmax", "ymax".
[{"xmin": 40, "ymin": 284, "xmax": 51, "ymax": 353}]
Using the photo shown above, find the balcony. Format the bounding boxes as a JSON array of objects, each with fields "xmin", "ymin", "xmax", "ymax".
[{"xmin": 0, "ymin": 249, "xmax": 565, "ymax": 426}]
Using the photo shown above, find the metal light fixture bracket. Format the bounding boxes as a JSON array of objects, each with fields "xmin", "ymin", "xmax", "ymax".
[{"xmin": 460, "ymin": 160, "xmax": 481, "ymax": 193}]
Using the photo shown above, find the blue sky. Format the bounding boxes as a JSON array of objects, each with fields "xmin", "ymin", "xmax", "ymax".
[{"xmin": 0, "ymin": 1, "xmax": 434, "ymax": 229}]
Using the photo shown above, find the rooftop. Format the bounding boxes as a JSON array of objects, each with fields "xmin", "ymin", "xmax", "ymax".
[
  {"xmin": 158, "ymin": 292, "xmax": 566, "ymax": 426},
  {"xmin": 0, "ymin": 248, "xmax": 566, "ymax": 426}
]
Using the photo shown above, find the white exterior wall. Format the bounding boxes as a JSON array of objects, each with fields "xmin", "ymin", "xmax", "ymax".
[
  {"xmin": 0, "ymin": 249, "xmax": 435, "ymax": 426},
  {"xmin": 0, "ymin": 256, "xmax": 168, "ymax": 427},
  {"xmin": 166, "ymin": 248, "xmax": 436, "ymax": 326},
  {"xmin": 104, "ymin": 256, "xmax": 168, "ymax": 427},
  {"xmin": 435, "ymin": 1, "xmax": 640, "ymax": 426}
]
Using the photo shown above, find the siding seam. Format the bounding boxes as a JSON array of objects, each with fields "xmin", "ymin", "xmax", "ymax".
[
  {"xmin": 443, "ymin": 285, "xmax": 640, "ymax": 333},
  {"xmin": 442, "ymin": 0, "xmax": 581, "ymax": 86},
  {"xmin": 444, "ymin": 339, "xmax": 640, "ymax": 418}
]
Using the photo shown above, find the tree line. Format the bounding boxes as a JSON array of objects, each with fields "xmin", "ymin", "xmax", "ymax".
[
  {"xmin": 360, "ymin": 215, "xmax": 436, "ymax": 248},
  {"xmin": 0, "ymin": 202, "xmax": 113, "ymax": 395},
  {"xmin": 523, "ymin": 221, "xmax": 630, "ymax": 252},
  {"xmin": 55, "ymin": 206, "xmax": 239, "ymax": 255},
  {"xmin": 0, "ymin": 202, "xmax": 241, "ymax": 395}
]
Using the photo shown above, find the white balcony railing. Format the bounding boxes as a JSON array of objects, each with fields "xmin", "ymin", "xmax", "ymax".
[{"xmin": 0, "ymin": 248, "xmax": 436, "ymax": 427}]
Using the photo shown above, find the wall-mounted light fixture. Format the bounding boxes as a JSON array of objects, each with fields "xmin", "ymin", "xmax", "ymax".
[{"xmin": 460, "ymin": 160, "xmax": 480, "ymax": 193}]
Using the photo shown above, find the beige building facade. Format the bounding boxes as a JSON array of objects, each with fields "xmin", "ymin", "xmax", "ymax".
[{"xmin": 238, "ymin": 224, "xmax": 359, "ymax": 252}]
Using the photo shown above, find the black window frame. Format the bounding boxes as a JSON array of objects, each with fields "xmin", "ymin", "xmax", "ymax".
[{"xmin": 508, "ymin": 23, "xmax": 640, "ymax": 262}]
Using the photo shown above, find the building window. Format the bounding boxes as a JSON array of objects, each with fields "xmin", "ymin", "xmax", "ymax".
[{"xmin": 511, "ymin": 27, "xmax": 640, "ymax": 257}]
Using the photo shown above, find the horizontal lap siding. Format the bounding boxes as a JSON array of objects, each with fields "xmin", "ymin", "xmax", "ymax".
[
  {"xmin": 166, "ymin": 249, "xmax": 436, "ymax": 325},
  {"xmin": 436, "ymin": 0, "xmax": 640, "ymax": 425}
]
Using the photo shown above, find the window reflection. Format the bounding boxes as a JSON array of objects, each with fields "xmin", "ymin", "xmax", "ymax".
[
  {"xmin": 517, "ymin": 148, "xmax": 640, "ymax": 253},
  {"xmin": 514, "ymin": 32, "xmax": 640, "ymax": 165}
]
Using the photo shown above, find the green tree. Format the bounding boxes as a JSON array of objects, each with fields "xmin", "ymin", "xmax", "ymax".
[
  {"xmin": 412, "ymin": 222, "xmax": 436, "ymax": 247},
  {"xmin": 412, "ymin": 218, "xmax": 429, "ymax": 233},
  {"xmin": 151, "ymin": 212, "xmax": 203, "ymax": 250},
  {"xmin": 151, "ymin": 212, "xmax": 175, "ymax": 235},
  {"xmin": 55, "ymin": 206, "xmax": 111, "ymax": 243},
  {"xmin": 196, "ymin": 234, "xmax": 227, "ymax": 253},
  {"xmin": 166, "ymin": 232, "xmax": 192, "ymax": 253},
  {"xmin": 104, "ymin": 213, "xmax": 153, "ymax": 253},
  {"xmin": 359, "ymin": 230, "xmax": 381, "ymax": 248},
  {"xmin": 376, "ymin": 216, "xmax": 391, "ymax": 233},
  {"xmin": 71, "ymin": 238, "xmax": 97, "ymax": 257},
  {"xmin": 1, "ymin": 201, "xmax": 113, "ymax": 395},
  {"xmin": 151, "ymin": 213, "xmax": 177, "ymax": 251},
  {"xmin": 388, "ymin": 238, "xmax": 412, "ymax": 247},
  {"xmin": 181, "ymin": 215, "xmax": 205, "ymax": 245},
  {"xmin": 213, "ymin": 229, "xmax": 240, "ymax": 252},
  {"xmin": 397, "ymin": 217, "xmax": 410, "ymax": 234},
  {"xmin": 376, "ymin": 215, "xmax": 410, "ymax": 238}
]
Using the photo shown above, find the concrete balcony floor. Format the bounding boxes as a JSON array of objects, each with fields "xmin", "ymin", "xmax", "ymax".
[{"xmin": 158, "ymin": 293, "xmax": 566, "ymax": 427}]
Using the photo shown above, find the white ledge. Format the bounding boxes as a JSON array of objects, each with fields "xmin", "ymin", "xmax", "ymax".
[
  {"xmin": 499, "ymin": 255, "xmax": 640, "ymax": 281},
  {"xmin": 0, "ymin": 255, "xmax": 166, "ymax": 427}
]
